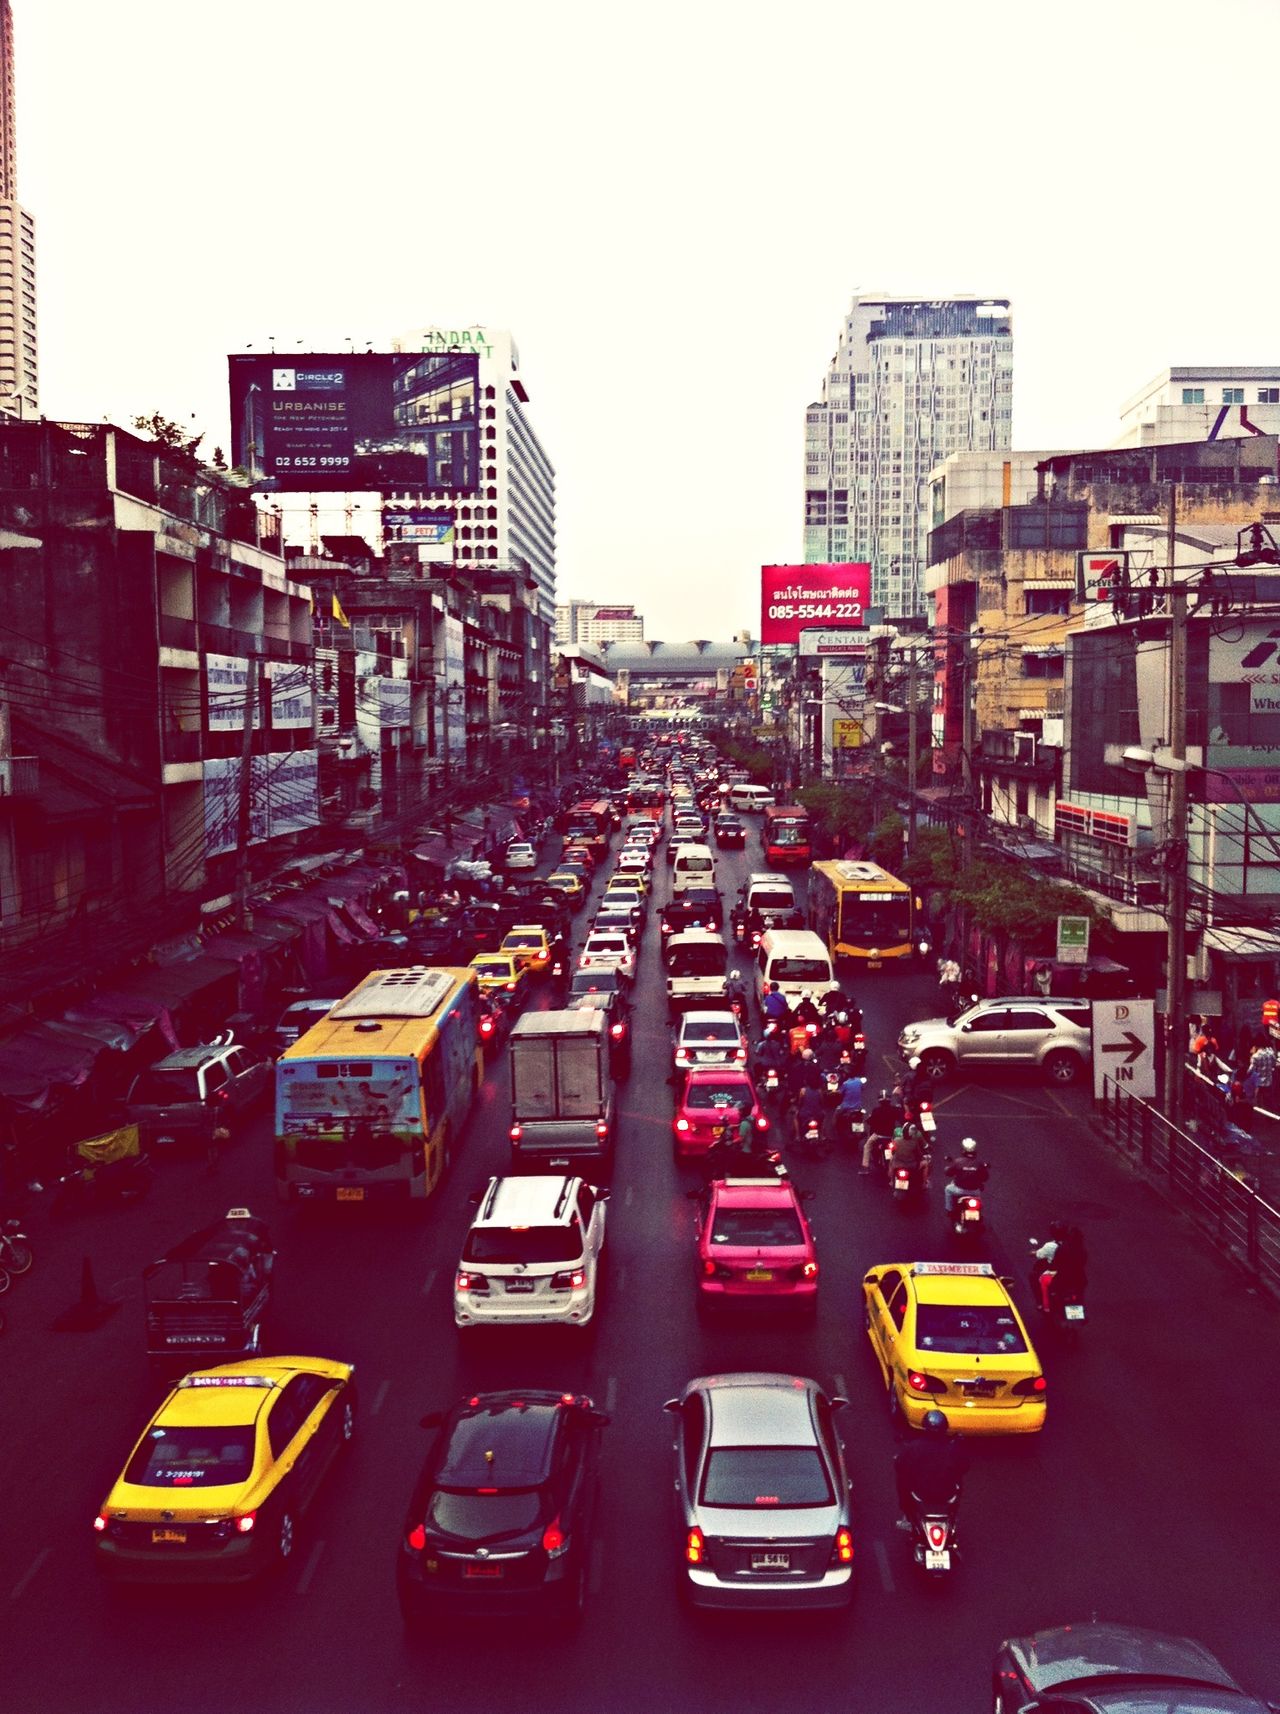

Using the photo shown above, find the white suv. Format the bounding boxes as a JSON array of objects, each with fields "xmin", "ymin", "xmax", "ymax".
[
  {"xmin": 898, "ymin": 997, "xmax": 1093, "ymax": 1086},
  {"xmin": 454, "ymin": 1176, "xmax": 608, "ymax": 1332},
  {"xmin": 579, "ymin": 931, "xmax": 636, "ymax": 980}
]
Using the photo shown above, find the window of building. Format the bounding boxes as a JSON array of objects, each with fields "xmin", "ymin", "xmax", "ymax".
[
  {"xmin": 1258, "ymin": 387, "xmax": 1280, "ymax": 404},
  {"xmin": 1024, "ymin": 588, "xmax": 1071, "ymax": 617},
  {"xmin": 1181, "ymin": 388, "xmax": 1205, "ymax": 405},
  {"xmin": 1223, "ymin": 387, "xmax": 1244, "ymax": 404}
]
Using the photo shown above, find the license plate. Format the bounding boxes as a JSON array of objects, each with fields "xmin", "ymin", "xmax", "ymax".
[
  {"xmin": 463, "ymin": 1563, "xmax": 503, "ymax": 1579},
  {"xmin": 336, "ymin": 1187, "xmax": 364, "ymax": 1202},
  {"xmin": 504, "ymin": 1279, "xmax": 535, "ymax": 1293},
  {"xmin": 867, "ymin": 960, "xmax": 882, "ymax": 970},
  {"xmin": 1064, "ymin": 1303, "xmax": 1086, "ymax": 1322},
  {"xmin": 751, "ymin": 1552, "xmax": 789, "ymax": 1570},
  {"xmin": 924, "ymin": 1548, "xmax": 951, "ymax": 1571},
  {"xmin": 961, "ymin": 1208, "xmax": 981, "ymax": 1222},
  {"xmin": 745, "ymin": 1269, "xmax": 774, "ymax": 1282},
  {"xmin": 151, "ymin": 1528, "xmax": 187, "ymax": 1544},
  {"xmin": 959, "ymin": 1380, "xmax": 996, "ymax": 1397},
  {"xmin": 157, "ymin": 1135, "xmax": 176, "ymax": 1147}
]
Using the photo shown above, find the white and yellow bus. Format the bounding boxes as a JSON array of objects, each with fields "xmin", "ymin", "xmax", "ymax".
[
  {"xmin": 275, "ymin": 967, "xmax": 482, "ymax": 1203},
  {"xmin": 808, "ymin": 860, "xmax": 926, "ymax": 969}
]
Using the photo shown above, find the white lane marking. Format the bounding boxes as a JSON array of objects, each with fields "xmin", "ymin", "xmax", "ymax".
[
  {"xmin": 420, "ymin": 1268, "xmax": 437, "ymax": 1297},
  {"xmin": 589, "ymin": 1537, "xmax": 605, "ymax": 1595},
  {"xmin": 371, "ymin": 1379, "xmax": 390, "ymax": 1417},
  {"xmin": 873, "ymin": 1538, "xmax": 895, "ymax": 1593},
  {"xmin": 624, "ymin": 1185, "xmax": 635, "ymax": 1207},
  {"xmin": 10, "ymin": 1548, "xmax": 50, "ymax": 1602},
  {"xmin": 296, "ymin": 1539, "xmax": 325, "ymax": 1595},
  {"xmin": 604, "ymin": 1375, "xmax": 619, "ymax": 1413}
]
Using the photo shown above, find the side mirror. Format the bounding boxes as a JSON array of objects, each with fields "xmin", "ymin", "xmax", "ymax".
[
  {"xmin": 596, "ymin": 1188, "xmax": 611, "ymax": 1202},
  {"xmin": 662, "ymin": 1398, "xmax": 681, "ymax": 1414},
  {"xmin": 830, "ymin": 1396, "xmax": 850, "ymax": 1411},
  {"xmin": 585, "ymin": 1410, "xmax": 611, "ymax": 1428},
  {"xmin": 862, "ymin": 1272, "xmax": 879, "ymax": 1287},
  {"xmin": 419, "ymin": 1411, "xmax": 444, "ymax": 1429}
]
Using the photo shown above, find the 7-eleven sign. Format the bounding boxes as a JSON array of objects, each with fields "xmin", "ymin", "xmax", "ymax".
[{"xmin": 1077, "ymin": 550, "xmax": 1131, "ymax": 602}]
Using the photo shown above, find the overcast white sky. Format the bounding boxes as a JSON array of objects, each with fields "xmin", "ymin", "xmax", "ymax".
[{"xmin": 21, "ymin": 0, "xmax": 1280, "ymax": 637}]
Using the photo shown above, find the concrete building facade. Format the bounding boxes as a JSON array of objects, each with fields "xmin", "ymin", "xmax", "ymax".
[
  {"xmin": 804, "ymin": 294, "xmax": 1012, "ymax": 619},
  {"xmin": 0, "ymin": 1, "xmax": 36, "ymax": 417},
  {"xmin": 1117, "ymin": 367, "xmax": 1280, "ymax": 448},
  {"xmin": 556, "ymin": 600, "xmax": 645, "ymax": 647}
]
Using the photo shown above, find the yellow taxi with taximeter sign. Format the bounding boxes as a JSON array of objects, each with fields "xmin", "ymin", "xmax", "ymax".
[
  {"xmin": 94, "ymin": 1357, "xmax": 356, "ymax": 1582},
  {"xmin": 861, "ymin": 1261, "xmax": 1046, "ymax": 1436}
]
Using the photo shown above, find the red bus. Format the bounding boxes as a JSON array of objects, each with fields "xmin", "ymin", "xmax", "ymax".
[
  {"xmin": 625, "ymin": 782, "xmax": 666, "ymax": 821},
  {"xmin": 619, "ymin": 746, "xmax": 637, "ymax": 771},
  {"xmin": 763, "ymin": 805, "xmax": 813, "ymax": 867},
  {"xmin": 563, "ymin": 799, "xmax": 612, "ymax": 857}
]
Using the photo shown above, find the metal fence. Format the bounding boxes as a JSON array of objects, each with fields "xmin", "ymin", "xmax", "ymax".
[{"xmin": 1096, "ymin": 1076, "xmax": 1280, "ymax": 1297}]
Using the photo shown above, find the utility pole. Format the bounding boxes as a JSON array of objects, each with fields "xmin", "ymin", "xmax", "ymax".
[
  {"xmin": 1163, "ymin": 490, "xmax": 1189, "ymax": 1128},
  {"xmin": 906, "ymin": 642, "xmax": 919, "ymax": 856},
  {"xmin": 234, "ymin": 655, "xmax": 260, "ymax": 931}
]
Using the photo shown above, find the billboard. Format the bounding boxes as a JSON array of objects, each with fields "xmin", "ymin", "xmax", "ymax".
[
  {"xmin": 228, "ymin": 352, "xmax": 479, "ymax": 493},
  {"xmin": 382, "ymin": 507, "xmax": 456, "ymax": 566},
  {"xmin": 760, "ymin": 564, "xmax": 871, "ymax": 646}
]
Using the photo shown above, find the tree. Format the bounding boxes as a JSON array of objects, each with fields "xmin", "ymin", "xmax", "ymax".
[{"xmin": 131, "ymin": 412, "xmax": 205, "ymax": 468}]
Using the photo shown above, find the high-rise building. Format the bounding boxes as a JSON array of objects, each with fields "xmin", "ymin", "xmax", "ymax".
[
  {"xmin": 0, "ymin": 0, "xmax": 36, "ymax": 417},
  {"xmin": 1117, "ymin": 367, "xmax": 1280, "ymax": 447},
  {"xmin": 393, "ymin": 325, "xmax": 555, "ymax": 624},
  {"xmin": 555, "ymin": 599, "xmax": 644, "ymax": 646},
  {"xmin": 804, "ymin": 293, "xmax": 1012, "ymax": 617}
]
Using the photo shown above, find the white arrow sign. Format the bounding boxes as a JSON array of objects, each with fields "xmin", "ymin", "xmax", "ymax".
[{"xmin": 1091, "ymin": 999, "xmax": 1156, "ymax": 1100}]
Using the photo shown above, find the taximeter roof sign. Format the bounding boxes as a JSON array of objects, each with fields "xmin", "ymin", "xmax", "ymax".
[{"xmin": 1091, "ymin": 998, "xmax": 1156, "ymax": 1101}]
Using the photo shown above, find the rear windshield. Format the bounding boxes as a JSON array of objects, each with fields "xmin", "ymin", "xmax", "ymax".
[
  {"xmin": 125, "ymin": 1426, "xmax": 255, "ymax": 1488},
  {"xmin": 502, "ymin": 934, "xmax": 544, "ymax": 949},
  {"xmin": 570, "ymin": 971, "xmax": 619, "ymax": 997},
  {"xmin": 130, "ymin": 1068, "xmax": 202, "ymax": 1105},
  {"xmin": 428, "ymin": 1490, "xmax": 542, "ymax": 1539},
  {"xmin": 751, "ymin": 891, "xmax": 795, "ymax": 912},
  {"xmin": 464, "ymin": 1226, "xmax": 582, "ymax": 1264},
  {"xmin": 677, "ymin": 855, "xmax": 713, "ymax": 870},
  {"xmin": 770, "ymin": 957, "xmax": 830, "ymax": 983},
  {"xmin": 587, "ymin": 938, "xmax": 627, "ymax": 954},
  {"xmin": 915, "ymin": 1303, "xmax": 1027, "ymax": 1355},
  {"xmin": 684, "ymin": 1020, "xmax": 739, "ymax": 1043},
  {"xmin": 701, "ymin": 1447, "xmax": 831, "ymax": 1508},
  {"xmin": 685, "ymin": 1081, "xmax": 750, "ymax": 1110},
  {"xmin": 710, "ymin": 1208, "xmax": 804, "ymax": 1247},
  {"xmin": 669, "ymin": 944, "xmax": 727, "ymax": 977}
]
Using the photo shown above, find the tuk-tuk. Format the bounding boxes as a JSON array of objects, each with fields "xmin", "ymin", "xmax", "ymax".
[{"xmin": 143, "ymin": 1207, "xmax": 275, "ymax": 1371}]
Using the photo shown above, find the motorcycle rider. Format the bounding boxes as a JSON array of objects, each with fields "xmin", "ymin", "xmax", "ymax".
[
  {"xmin": 794, "ymin": 1081, "xmax": 827, "ymax": 1151},
  {"xmin": 889, "ymin": 1119, "xmax": 930, "ymax": 1190},
  {"xmin": 1032, "ymin": 1222, "xmax": 1088, "ymax": 1314},
  {"xmin": 865, "ymin": 1088, "xmax": 901, "ymax": 1175},
  {"xmin": 894, "ymin": 1409, "xmax": 968, "ymax": 1528},
  {"xmin": 832, "ymin": 1067, "xmax": 867, "ymax": 1146},
  {"xmin": 943, "ymin": 1137, "xmax": 990, "ymax": 1218},
  {"xmin": 793, "ymin": 992, "xmax": 822, "ymax": 1031},
  {"xmin": 761, "ymin": 982, "xmax": 790, "ymax": 1027}
]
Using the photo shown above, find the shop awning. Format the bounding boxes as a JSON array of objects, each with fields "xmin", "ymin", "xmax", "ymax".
[
  {"xmin": 0, "ymin": 1022, "xmax": 106, "ymax": 1110},
  {"xmin": 1203, "ymin": 925, "xmax": 1280, "ymax": 962},
  {"xmin": 63, "ymin": 984, "xmax": 181, "ymax": 1051},
  {"xmin": 342, "ymin": 900, "xmax": 382, "ymax": 939},
  {"xmin": 202, "ymin": 929, "xmax": 286, "ymax": 962},
  {"xmin": 260, "ymin": 891, "xmax": 334, "ymax": 926},
  {"xmin": 126, "ymin": 957, "xmax": 239, "ymax": 1007}
]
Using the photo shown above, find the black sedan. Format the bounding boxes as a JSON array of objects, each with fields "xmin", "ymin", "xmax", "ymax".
[{"xmin": 713, "ymin": 815, "xmax": 746, "ymax": 848}]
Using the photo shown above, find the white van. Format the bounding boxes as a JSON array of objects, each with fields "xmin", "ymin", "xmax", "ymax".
[
  {"xmin": 728, "ymin": 784, "xmax": 776, "ymax": 814},
  {"xmin": 671, "ymin": 842, "xmax": 717, "ymax": 895},
  {"xmin": 755, "ymin": 928, "xmax": 839, "ymax": 1010}
]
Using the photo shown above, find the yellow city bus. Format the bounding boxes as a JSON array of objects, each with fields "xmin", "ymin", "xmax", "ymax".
[
  {"xmin": 275, "ymin": 966, "xmax": 482, "ymax": 1203},
  {"xmin": 808, "ymin": 860, "xmax": 925, "ymax": 969}
]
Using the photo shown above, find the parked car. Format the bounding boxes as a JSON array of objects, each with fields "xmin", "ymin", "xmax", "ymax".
[
  {"xmin": 271, "ymin": 998, "xmax": 343, "ymax": 1056},
  {"xmin": 898, "ymin": 997, "xmax": 1093, "ymax": 1086},
  {"xmin": 125, "ymin": 1043, "xmax": 271, "ymax": 1149},
  {"xmin": 504, "ymin": 841, "xmax": 539, "ymax": 871}
]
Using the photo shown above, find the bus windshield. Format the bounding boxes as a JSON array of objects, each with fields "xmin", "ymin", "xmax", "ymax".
[{"xmin": 839, "ymin": 894, "xmax": 911, "ymax": 944}]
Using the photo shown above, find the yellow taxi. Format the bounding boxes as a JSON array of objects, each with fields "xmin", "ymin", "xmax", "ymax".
[
  {"xmin": 469, "ymin": 951, "xmax": 532, "ymax": 1005},
  {"xmin": 500, "ymin": 923, "xmax": 551, "ymax": 976},
  {"xmin": 861, "ymin": 1261, "xmax": 1046, "ymax": 1436},
  {"xmin": 545, "ymin": 870, "xmax": 586, "ymax": 909},
  {"xmin": 606, "ymin": 870, "xmax": 649, "ymax": 902},
  {"xmin": 94, "ymin": 1357, "xmax": 356, "ymax": 1582}
]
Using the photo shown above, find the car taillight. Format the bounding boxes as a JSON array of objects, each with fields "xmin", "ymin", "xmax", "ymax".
[
  {"xmin": 509, "ymin": 1123, "xmax": 522, "ymax": 1141},
  {"xmin": 675, "ymin": 1049, "xmax": 690, "ymax": 1064},
  {"xmin": 542, "ymin": 1517, "xmax": 568, "ymax": 1558},
  {"xmin": 832, "ymin": 1526, "xmax": 853, "ymax": 1564},
  {"xmin": 685, "ymin": 1526, "xmax": 704, "ymax": 1565},
  {"xmin": 755, "ymin": 1114, "xmax": 769, "ymax": 1131},
  {"xmin": 456, "ymin": 1271, "xmax": 489, "ymax": 1293},
  {"xmin": 906, "ymin": 1370, "xmax": 946, "ymax": 1394},
  {"xmin": 701, "ymin": 1258, "xmax": 718, "ymax": 1277},
  {"xmin": 479, "ymin": 1017, "xmax": 495, "ymax": 1038},
  {"xmin": 235, "ymin": 1511, "xmax": 256, "ymax": 1535},
  {"xmin": 93, "ymin": 1513, "xmax": 107, "ymax": 1533},
  {"xmin": 596, "ymin": 1120, "xmax": 609, "ymax": 1138},
  {"xmin": 505, "ymin": 982, "xmax": 517, "ymax": 992},
  {"xmin": 927, "ymin": 1522, "xmax": 947, "ymax": 1549},
  {"xmin": 1013, "ymin": 1375, "xmax": 1047, "ymax": 1396},
  {"xmin": 611, "ymin": 1022, "xmax": 625, "ymax": 1039},
  {"xmin": 964, "ymin": 1197, "xmax": 981, "ymax": 1209},
  {"xmin": 406, "ymin": 1523, "xmax": 427, "ymax": 1553},
  {"xmin": 801, "ymin": 1260, "xmax": 818, "ymax": 1279},
  {"xmin": 735, "ymin": 1047, "xmax": 747, "ymax": 1061},
  {"xmin": 551, "ymin": 1268, "xmax": 586, "ymax": 1290},
  {"xmin": 675, "ymin": 1118, "xmax": 690, "ymax": 1132}
]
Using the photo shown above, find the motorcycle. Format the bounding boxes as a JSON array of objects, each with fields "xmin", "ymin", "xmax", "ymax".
[
  {"xmin": 903, "ymin": 1492, "xmax": 960, "ymax": 1579},
  {"xmin": 0, "ymin": 1217, "xmax": 33, "ymax": 1276},
  {"xmin": 823, "ymin": 1070, "xmax": 842, "ymax": 1109},
  {"xmin": 795, "ymin": 1114, "xmax": 827, "ymax": 1159},
  {"xmin": 1027, "ymin": 1238, "xmax": 1087, "ymax": 1332},
  {"xmin": 832, "ymin": 1107, "xmax": 866, "ymax": 1150},
  {"xmin": 949, "ymin": 1191, "xmax": 984, "ymax": 1238},
  {"xmin": 52, "ymin": 1127, "xmax": 153, "ymax": 1216},
  {"xmin": 725, "ymin": 971, "xmax": 747, "ymax": 1022}
]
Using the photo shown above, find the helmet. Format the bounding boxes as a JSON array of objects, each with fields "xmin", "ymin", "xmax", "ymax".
[
  {"xmin": 909, "ymin": 1055, "xmax": 921, "ymax": 1071},
  {"xmin": 801, "ymin": 1047, "xmax": 815, "ymax": 1061},
  {"xmin": 922, "ymin": 1410, "xmax": 948, "ymax": 1436},
  {"xmin": 836, "ymin": 1011, "xmax": 849, "ymax": 1025},
  {"xmin": 961, "ymin": 1137, "xmax": 978, "ymax": 1156}
]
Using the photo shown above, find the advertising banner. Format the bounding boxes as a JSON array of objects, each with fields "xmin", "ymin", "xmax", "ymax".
[
  {"xmin": 266, "ymin": 661, "xmax": 314, "ymax": 731},
  {"xmin": 228, "ymin": 352, "xmax": 479, "ymax": 494},
  {"xmin": 798, "ymin": 631, "xmax": 868, "ymax": 657},
  {"xmin": 443, "ymin": 616, "xmax": 467, "ymax": 761},
  {"xmin": 377, "ymin": 677, "xmax": 412, "ymax": 729},
  {"xmin": 202, "ymin": 751, "xmax": 319, "ymax": 856},
  {"xmin": 383, "ymin": 507, "xmax": 456, "ymax": 565},
  {"xmin": 206, "ymin": 654, "xmax": 259, "ymax": 732},
  {"xmin": 760, "ymin": 564, "xmax": 870, "ymax": 646}
]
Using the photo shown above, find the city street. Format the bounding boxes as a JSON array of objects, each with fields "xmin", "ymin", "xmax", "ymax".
[{"xmin": 4, "ymin": 825, "xmax": 1279, "ymax": 1714}]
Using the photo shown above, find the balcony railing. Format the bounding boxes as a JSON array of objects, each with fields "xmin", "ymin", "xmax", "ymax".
[
  {"xmin": 0, "ymin": 755, "xmax": 38, "ymax": 799},
  {"xmin": 162, "ymin": 730, "xmax": 203, "ymax": 763},
  {"xmin": 159, "ymin": 613, "xmax": 198, "ymax": 651}
]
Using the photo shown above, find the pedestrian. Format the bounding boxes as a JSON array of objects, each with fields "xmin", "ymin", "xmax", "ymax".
[
  {"xmin": 1193, "ymin": 1020, "xmax": 1220, "ymax": 1078},
  {"xmin": 1249, "ymin": 1039, "xmax": 1277, "ymax": 1094},
  {"xmin": 1033, "ymin": 961, "xmax": 1053, "ymax": 999}
]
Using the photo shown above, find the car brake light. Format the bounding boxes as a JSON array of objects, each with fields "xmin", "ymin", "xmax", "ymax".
[
  {"xmin": 406, "ymin": 1523, "xmax": 427, "ymax": 1552},
  {"xmin": 1013, "ymin": 1375, "xmax": 1048, "ymax": 1396},
  {"xmin": 907, "ymin": 1370, "xmax": 946, "ymax": 1394},
  {"xmin": 596, "ymin": 1120, "xmax": 609, "ymax": 1138},
  {"xmin": 675, "ymin": 1048, "xmax": 689, "ymax": 1064},
  {"xmin": 927, "ymin": 1522, "xmax": 947, "ymax": 1549},
  {"xmin": 235, "ymin": 1512, "xmax": 256, "ymax": 1535},
  {"xmin": 833, "ymin": 1526, "xmax": 853, "ymax": 1564},
  {"xmin": 675, "ymin": 1118, "xmax": 690, "ymax": 1132},
  {"xmin": 456, "ymin": 1271, "xmax": 489, "ymax": 1293},
  {"xmin": 685, "ymin": 1526, "xmax": 704, "ymax": 1565},
  {"xmin": 93, "ymin": 1513, "xmax": 107, "ymax": 1533},
  {"xmin": 735, "ymin": 1047, "xmax": 747, "ymax": 1061},
  {"xmin": 551, "ymin": 1268, "xmax": 586, "ymax": 1290},
  {"xmin": 542, "ymin": 1517, "xmax": 568, "ymax": 1557},
  {"xmin": 479, "ymin": 1017, "xmax": 494, "ymax": 1038},
  {"xmin": 610, "ymin": 1021, "xmax": 625, "ymax": 1040},
  {"xmin": 702, "ymin": 1258, "xmax": 717, "ymax": 1277},
  {"xmin": 509, "ymin": 1123, "xmax": 522, "ymax": 1141},
  {"xmin": 801, "ymin": 1260, "xmax": 818, "ymax": 1279},
  {"xmin": 505, "ymin": 982, "xmax": 517, "ymax": 992}
]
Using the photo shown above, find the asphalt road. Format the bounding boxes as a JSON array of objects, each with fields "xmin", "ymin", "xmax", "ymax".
[{"xmin": 4, "ymin": 820, "xmax": 1279, "ymax": 1714}]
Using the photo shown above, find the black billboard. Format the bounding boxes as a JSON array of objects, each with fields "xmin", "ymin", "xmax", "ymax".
[{"xmin": 228, "ymin": 352, "xmax": 479, "ymax": 493}]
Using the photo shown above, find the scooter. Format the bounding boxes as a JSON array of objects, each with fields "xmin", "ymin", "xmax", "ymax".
[
  {"xmin": 795, "ymin": 1114, "xmax": 827, "ymax": 1159},
  {"xmin": 1028, "ymin": 1239, "xmax": 1087, "ymax": 1332},
  {"xmin": 903, "ymin": 1492, "xmax": 960, "ymax": 1579},
  {"xmin": 950, "ymin": 1191, "xmax": 984, "ymax": 1238},
  {"xmin": 833, "ymin": 1107, "xmax": 866, "ymax": 1151}
]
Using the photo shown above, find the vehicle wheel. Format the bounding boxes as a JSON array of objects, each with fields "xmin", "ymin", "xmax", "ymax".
[
  {"xmin": 0, "ymin": 1265, "xmax": 11, "ymax": 1296},
  {"xmin": 920, "ymin": 1050, "xmax": 953, "ymax": 1084},
  {"xmin": 888, "ymin": 1385, "xmax": 906, "ymax": 1440},
  {"xmin": 3, "ymin": 1240, "xmax": 32, "ymax": 1275},
  {"xmin": 1044, "ymin": 1050, "xmax": 1081, "ymax": 1086},
  {"xmin": 340, "ymin": 1396, "xmax": 356, "ymax": 1445},
  {"xmin": 275, "ymin": 1510, "xmax": 296, "ymax": 1565}
]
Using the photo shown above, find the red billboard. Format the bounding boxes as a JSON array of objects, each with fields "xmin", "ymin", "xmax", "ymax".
[{"xmin": 760, "ymin": 564, "xmax": 871, "ymax": 646}]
